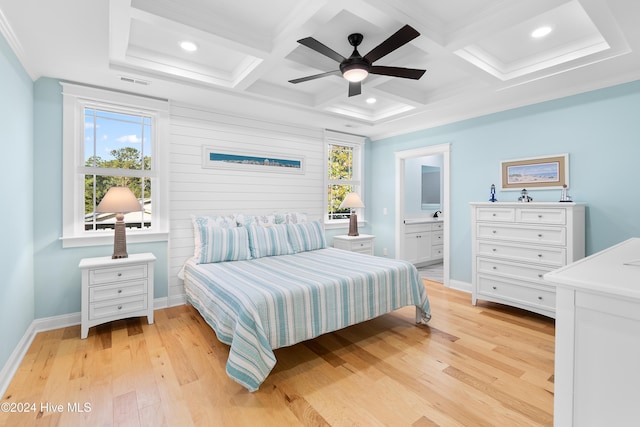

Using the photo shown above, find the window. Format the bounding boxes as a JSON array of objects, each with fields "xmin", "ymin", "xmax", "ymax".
[
  {"xmin": 325, "ymin": 131, "xmax": 365, "ymax": 225},
  {"xmin": 62, "ymin": 83, "xmax": 169, "ymax": 247}
]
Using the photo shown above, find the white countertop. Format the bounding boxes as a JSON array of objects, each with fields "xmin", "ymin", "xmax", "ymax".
[
  {"xmin": 404, "ymin": 218, "xmax": 442, "ymax": 224},
  {"xmin": 544, "ymin": 237, "xmax": 640, "ymax": 300}
]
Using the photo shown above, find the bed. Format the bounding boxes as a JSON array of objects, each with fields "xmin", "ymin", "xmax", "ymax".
[{"xmin": 182, "ymin": 214, "xmax": 431, "ymax": 391}]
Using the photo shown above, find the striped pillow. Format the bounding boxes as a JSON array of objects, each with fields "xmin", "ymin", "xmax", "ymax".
[
  {"xmin": 195, "ymin": 225, "xmax": 251, "ymax": 264},
  {"xmin": 287, "ymin": 221, "xmax": 326, "ymax": 252},
  {"xmin": 247, "ymin": 224, "xmax": 294, "ymax": 258}
]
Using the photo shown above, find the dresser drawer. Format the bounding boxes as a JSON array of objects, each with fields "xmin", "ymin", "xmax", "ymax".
[
  {"xmin": 89, "ymin": 264, "xmax": 148, "ymax": 285},
  {"xmin": 405, "ymin": 223, "xmax": 432, "ymax": 233},
  {"xmin": 89, "ymin": 294, "xmax": 148, "ymax": 320},
  {"xmin": 477, "ymin": 223, "xmax": 566, "ymax": 245},
  {"xmin": 432, "ymin": 231, "xmax": 444, "ymax": 245},
  {"xmin": 477, "ymin": 257, "xmax": 551, "ymax": 282},
  {"xmin": 477, "ymin": 241, "xmax": 566, "ymax": 266},
  {"xmin": 431, "ymin": 245, "xmax": 444, "ymax": 258},
  {"xmin": 476, "ymin": 207, "xmax": 515, "ymax": 222},
  {"xmin": 477, "ymin": 274, "xmax": 556, "ymax": 311},
  {"xmin": 516, "ymin": 207, "xmax": 566, "ymax": 225},
  {"xmin": 89, "ymin": 280, "xmax": 147, "ymax": 303}
]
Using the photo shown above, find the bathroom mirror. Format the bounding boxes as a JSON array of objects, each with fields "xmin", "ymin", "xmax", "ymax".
[{"xmin": 421, "ymin": 165, "xmax": 441, "ymax": 210}]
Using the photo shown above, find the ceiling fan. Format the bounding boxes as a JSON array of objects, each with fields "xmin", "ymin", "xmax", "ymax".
[{"xmin": 289, "ymin": 24, "xmax": 426, "ymax": 97}]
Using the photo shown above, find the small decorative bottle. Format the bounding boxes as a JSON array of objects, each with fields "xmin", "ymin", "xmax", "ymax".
[
  {"xmin": 559, "ymin": 184, "xmax": 572, "ymax": 202},
  {"xmin": 489, "ymin": 184, "xmax": 497, "ymax": 202}
]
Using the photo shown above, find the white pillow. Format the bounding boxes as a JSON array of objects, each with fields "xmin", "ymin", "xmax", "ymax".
[
  {"xmin": 287, "ymin": 221, "xmax": 326, "ymax": 252},
  {"xmin": 247, "ymin": 224, "xmax": 294, "ymax": 258}
]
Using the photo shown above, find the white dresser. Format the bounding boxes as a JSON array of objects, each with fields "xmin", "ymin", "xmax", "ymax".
[
  {"xmin": 79, "ymin": 252, "xmax": 156, "ymax": 338},
  {"xmin": 545, "ymin": 238, "xmax": 640, "ymax": 426},
  {"xmin": 470, "ymin": 202, "xmax": 585, "ymax": 317},
  {"xmin": 333, "ymin": 234, "xmax": 375, "ymax": 255}
]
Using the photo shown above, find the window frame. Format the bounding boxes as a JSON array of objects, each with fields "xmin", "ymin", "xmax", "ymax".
[
  {"xmin": 324, "ymin": 130, "xmax": 365, "ymax": 229},
  {"xmin": 61, "ymin": 83, "xmax": 169, "ymax": 248}
]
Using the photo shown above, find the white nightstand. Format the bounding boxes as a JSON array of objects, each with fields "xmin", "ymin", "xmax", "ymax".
[
  {"xmin": 333, "ymin": 234, "xmax": 375, "ymax": 255},
  {"xmin": 79, "ymin": 253, "xmax": 156, "ymax": 339}
]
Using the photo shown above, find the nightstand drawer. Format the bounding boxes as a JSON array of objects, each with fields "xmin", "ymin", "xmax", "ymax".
[
  {"xmin": 89, "ymin": 280, "xmax": 147, "ymax": 303},
  {"xmin": 89, "ymin": 264, "xmax": 148, "ymax": 285},
  {"xmin": 89, "ymin": 294, "xmax": 148, "ymax": 320}
]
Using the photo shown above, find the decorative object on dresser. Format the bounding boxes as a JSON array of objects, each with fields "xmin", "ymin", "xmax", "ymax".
[
  {"xmin": 517, "ymin": 188, "xmax": 533, "ymax": 202},
  {"xmin": 545, "ymin": 238, "xmax": 640, "ymax": 426},
  {"xmin": 470, "ymin": 202, "xmax": 585, "ymax": 317},
  {"xmin": 79, "ymin": 253, "xmax": 156, "ymax": 339},
  {"xmin": 402, "ymin": 220, "xmax": 444, "ymax": 266},
  {"xmin": 333, "ymin": 234, "xmax": 375, "ymax": 255},
  {"xmin": 95, "ymin": 186, "xmax": 143, "ymax": 259},
  {"xmin": 340, "ymin": 192, "xmax": 365, "ymax": 236},
  {"xmin": 489, "ymin": 184, "xmax": 497, "ymax": 202}
]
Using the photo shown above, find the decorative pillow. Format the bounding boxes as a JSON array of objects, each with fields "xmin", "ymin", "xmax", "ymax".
[
  {"xmin": 236, "ymin": 213, "xmax": 276, "ymax": 227},
  {"xmin": 247, "ymin": 223, "xmax": 294, "ymax": 258},
  {"xmin": 287, "ymin": 221, "xmax": 326, "ymax": 252},
  {"xmin": 191, "ymin": 214, "xmax": 237, "ymax": 260},
  {"xmin": 195, "ymin": 225, "xmax": 251, "ymax": 264},
  {"xmin": 285, "ymin": 212, "xmax": 307, "ymax": 224}
]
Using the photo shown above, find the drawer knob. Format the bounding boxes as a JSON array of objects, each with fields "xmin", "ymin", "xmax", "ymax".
[
  {"xmin": 492, "ymin": 213, "xmax": 496, "ymax": 217},
  {"xmin": 492, "ymin": 286, "xmax": 497, "ymax": 290},
  {"xmin": 538, "ymin": 274, "xmax": 543, "ymax": 278},
  {"xmin": 492, "ymin": 230, "xmax": 497, "ymax": 234},
  {"xmin": 538, "ymin": 296, "xmax": 543, "ymax": 300},
  {"xmin": 360, "ymin": 243, "xmax": 364, "ymax": 246},
  {"xmin": 117, "ymin": 305, "xmax": 123, "ymax": 310},
  {"xmin": 117, "ymin": 273, "xmax": 122, "ymax": 277},
  {"xmin": 118, "ymin": 289, "xmax": 122, "ymax": 294},
  {"xmin": 538, "ymin": 254, "xmax": 543, "ymax": 258},
  {"xmin": 538, "ymin": 215, "xmax": 543, "ymax": 219},
  {"xmin": 492, "ymin": 266, "xmax": 497, "ymax": 270},
  {"xmin": 492, "ymin": 248, "xmax": 497, "ymax": 252},
  {"xmin": 538, "ymin": 234, "xmax": 543, "ymax": 238}
]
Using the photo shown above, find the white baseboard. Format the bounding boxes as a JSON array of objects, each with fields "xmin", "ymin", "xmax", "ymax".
[
  {"xmin": 448, "ymin": 279, "xmax": 472, "ymax": 293},
  {"xmin": 0, "ymin": 295, "xmax": 186, "ymax": 398}
]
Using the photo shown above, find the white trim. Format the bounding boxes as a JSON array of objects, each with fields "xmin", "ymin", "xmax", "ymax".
[
  {"xmin": 61, "ymin": 83, "xmax": 170, "ymax": 248},
  {"xmin": 0, "ymin": 296, "xmax": 182, "ymax": 397},
  {"xmin": 395, "ymin": 143, "xmax": 451, "ymax": 287},
  {"xmin": 0, "ymin": 9, "xmax": 35, "ymax": 80},
  {"xmin": 324, "ymin": 130, "xmax": 366, "ymax": 224},
  {"xmin": 449, "ymin": 279, "xmax": 472, "ymax": 293}
]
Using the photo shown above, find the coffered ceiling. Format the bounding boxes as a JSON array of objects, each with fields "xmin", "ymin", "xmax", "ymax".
[{"xmin": 1, "ymin": 0, "xmax": 639, "ymax": 139}]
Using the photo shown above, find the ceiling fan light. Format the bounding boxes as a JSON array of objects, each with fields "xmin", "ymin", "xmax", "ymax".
[{"xmin": 343, "ymin": 67, "xmax": 368, "ymax": 82}]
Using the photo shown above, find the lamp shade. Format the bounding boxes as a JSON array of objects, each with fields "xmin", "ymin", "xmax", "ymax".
[
  {"xmin": 96, "ymin": 187, "xmax": 141, "ymax": 213},
  {"xmin": 340, "ymin": 192, "xmax": 365, "ymax": 209}
]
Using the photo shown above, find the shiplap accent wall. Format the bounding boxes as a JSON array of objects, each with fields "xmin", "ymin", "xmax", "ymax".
[{"xmin": 168, "ymin": 103, "xmax": 326, "ymax": 301}]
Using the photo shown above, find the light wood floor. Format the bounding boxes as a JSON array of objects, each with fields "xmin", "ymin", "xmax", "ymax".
[{"xmin": 1, "ymin": 281, "xmax": 555, "ymax": 426}]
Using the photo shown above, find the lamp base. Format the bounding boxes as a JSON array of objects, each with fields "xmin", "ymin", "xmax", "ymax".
[
  {"xmin": 348, "ymin": 213, "xmax": 359, "ymax": 236},
  {"xmin": 112, "ymin": 216, "xmax": 129, "ymax": 259}
]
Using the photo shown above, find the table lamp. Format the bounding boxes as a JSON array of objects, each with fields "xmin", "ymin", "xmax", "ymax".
[
  {"xmin": 96, "ymin": 186, "xmax": 142, "ymax": 259},
  {"xmin": 340, "ymin": 192, "xmax": 365, "ymax": 236}
]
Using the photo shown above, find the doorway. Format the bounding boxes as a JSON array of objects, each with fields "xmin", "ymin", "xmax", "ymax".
[{"xmin": 395, "ymin": 143, "xmax": 451, "ymax": 287}]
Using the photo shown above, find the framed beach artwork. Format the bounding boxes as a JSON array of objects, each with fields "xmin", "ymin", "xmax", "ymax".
[
  {"xmin": 501, "ymin": 154, "xmax": 568, "ymax": 190},
  {"xmin": 202, "ymin": 147, "xmax": 304, "ymax": 174}
]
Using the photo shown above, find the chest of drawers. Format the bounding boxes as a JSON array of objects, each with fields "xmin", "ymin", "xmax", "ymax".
[
  {"xmin": 470, "ymin": 202, "xmax": 585, "ymax": 317},
  {"xmin": 79, "ymin": 253, "xmax": 156, "ymax": 338}
]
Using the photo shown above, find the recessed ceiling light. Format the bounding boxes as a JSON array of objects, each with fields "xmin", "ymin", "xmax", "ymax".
[
  {"xmin": 531, "ymin": 26, "xmax": 552, "ymax": 38},
  {"xmin": 180, "ymin": 41, "xmax": 198, "ymax": 52},
  {"xmin": 366, "ymin": 97, "xmax": 377, "ymax": 104}
]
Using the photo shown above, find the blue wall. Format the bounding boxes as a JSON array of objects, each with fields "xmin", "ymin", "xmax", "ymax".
[
  {"xmin": 0, "ymin": 34, "xmax": 35, "ymax": 370},
  {"xmin": 368, "ymin": 81, "xmax": 640, "ymax": 284},
  {"xmin": 33, "ymin": 78, "xmax": 169, "ymax": 318}
]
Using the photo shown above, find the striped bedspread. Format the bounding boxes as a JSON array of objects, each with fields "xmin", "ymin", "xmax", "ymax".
[{"xmin": 183, "ymin": 247, "xmax": 431, "ymax": 391}]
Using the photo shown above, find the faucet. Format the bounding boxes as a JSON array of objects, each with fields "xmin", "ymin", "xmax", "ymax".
[{"xmin": 433, "ymin": 210, "xmax": 442, "ymax": 218}]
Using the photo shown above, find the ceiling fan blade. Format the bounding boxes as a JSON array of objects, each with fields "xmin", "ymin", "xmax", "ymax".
[
  {"xmin": 289, "ymin": 70, "xmax": 341, "ymax": 84},
  {"xmin": 363, "ymin": 25, "xmax": 420, "ymax": 63},
  {"xmin": 297, "ymin": 37, "xmax": 347, "ymax": 63},
  {"xmin": 370, "ymin": 65, "xmax": 426, "ymax": 80},
  {"xmin": 348, "ymin": 81, "xmax": 361, "ymax": 97}
]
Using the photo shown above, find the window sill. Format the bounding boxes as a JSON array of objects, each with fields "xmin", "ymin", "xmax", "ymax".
[{"xmin": 61, "ymin": 231, "xmax": 169, "ymax": 248}]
